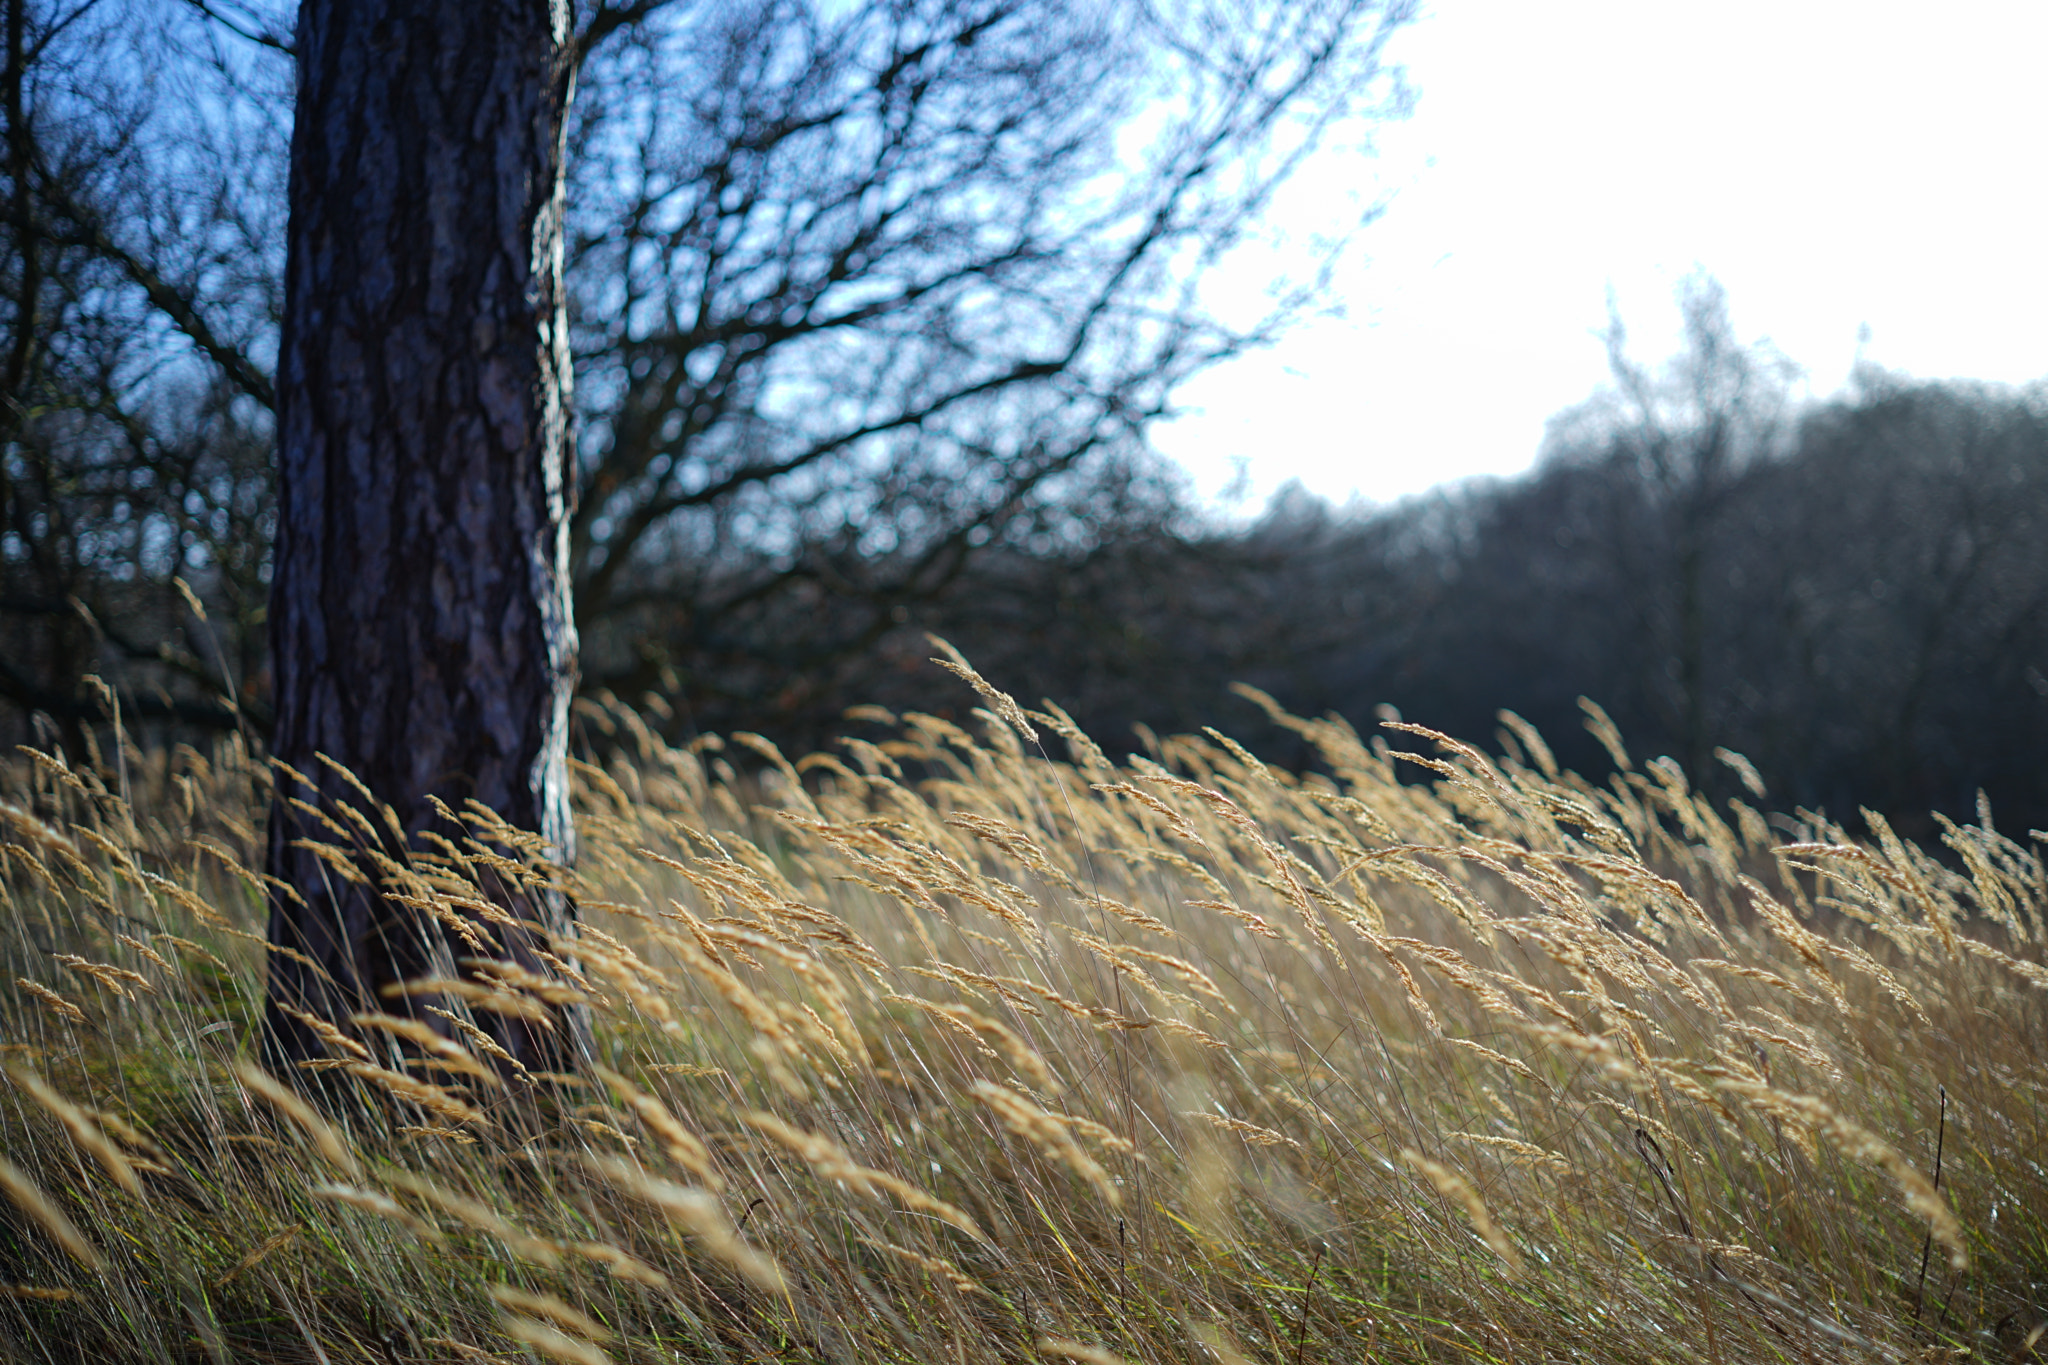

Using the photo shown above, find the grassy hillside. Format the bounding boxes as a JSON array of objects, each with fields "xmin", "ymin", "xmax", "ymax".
[{"xmin": 1, "ymin": 661, "xmax": 2042, "ymax": 1363}]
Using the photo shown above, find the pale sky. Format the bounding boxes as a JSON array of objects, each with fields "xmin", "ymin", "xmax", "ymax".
[{"xmin": 1154, "ymin": 0, "xmax": 2048, "ymax": 514}]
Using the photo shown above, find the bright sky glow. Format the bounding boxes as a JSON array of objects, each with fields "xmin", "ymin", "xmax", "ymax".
[{"xmin": 1155, "ymin": 0, "xmax": 2048, "ymax": 514}]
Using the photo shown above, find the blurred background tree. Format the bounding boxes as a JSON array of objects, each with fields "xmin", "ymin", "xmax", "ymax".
[
  {"xmin": 0, "ymin": 0, "xmax": 281, "ymax": 744},
  {"xmin": 560, "ymin": 0, "xmax": 1416, "ymax": 728}
]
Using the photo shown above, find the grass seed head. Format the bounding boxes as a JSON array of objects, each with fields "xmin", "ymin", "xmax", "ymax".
[
  {"xmin": 500, "ymin": 1316, "xmax": 616, "ymax": 1365},
  {"xmin": 0, "ymin": 1154, "xmax": 103, "ymax": 1270},
  {"xmin": 1400, "ymin": 1147, "xmax": 1524, "ymax": 1277},
  {"xmin": 582, "ymin": 1154, "xmax": 784, "ymax": 1291},
  {"xmin": 488, "ymin": 1286, "xmax": 610, "ymax": 1343},
  {"xmin": 7, "ymin": 1066, "xmax": 140, "ymax": 1194},
  {"xmin": 1037, "ymin": 1339, "xmax": 1128, "ymax": 1365},
  {"xmin": 232, "ymin": 1060, "xmax": 360, "ymax": 1177}
]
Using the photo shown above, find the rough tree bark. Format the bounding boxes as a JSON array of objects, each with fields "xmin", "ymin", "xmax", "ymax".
[{"xmin": 263, "ymin": 0, "xmax": 584, "ymax": 1073}]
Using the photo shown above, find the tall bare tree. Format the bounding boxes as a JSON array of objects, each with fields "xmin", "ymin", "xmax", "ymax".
[
  {"xmin": 260, "ymin": 0, "xmax": 585, "ymax": 1069},
  {"xmin": 1537, "ymin": 275, "xmax": 1798, "ymax": 778}
]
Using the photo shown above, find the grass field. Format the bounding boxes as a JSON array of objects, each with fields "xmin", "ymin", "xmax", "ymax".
[{"xmin": 1, "ymin": 657, "xmax": 2043, "ymax": 1363}]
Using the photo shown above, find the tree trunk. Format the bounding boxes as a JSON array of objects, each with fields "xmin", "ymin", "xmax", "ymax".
[{"xmin": 263, "ymin": 0, "xmax": 584, "ymax": 1073}]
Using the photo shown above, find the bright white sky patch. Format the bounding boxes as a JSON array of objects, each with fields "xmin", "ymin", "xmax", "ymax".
[{"xmin": 1155, "ymin": 0, "xmax": 2048, "ymax": 514}]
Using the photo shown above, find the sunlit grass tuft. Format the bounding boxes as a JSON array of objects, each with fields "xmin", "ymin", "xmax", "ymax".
[{"xmin": 2, "ymin": 662, "xmax": 2044, "ymax": 1362}]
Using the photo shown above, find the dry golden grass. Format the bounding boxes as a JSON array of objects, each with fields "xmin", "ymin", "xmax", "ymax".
[{"xmin": 1, "ymin": 662, "xmax": 2045, "ymax": 1363}]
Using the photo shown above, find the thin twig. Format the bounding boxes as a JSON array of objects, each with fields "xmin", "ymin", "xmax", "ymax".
[
  {"xmin": 1294, "ymin": 1243, "xmax": 1324, "ymax": 1365},
  {"xmin": 1913, "ymin": 1085, "xmax": 1947, "ymax": 1324}
]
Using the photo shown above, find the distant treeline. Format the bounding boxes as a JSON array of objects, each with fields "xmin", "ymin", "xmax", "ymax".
[
  {"xmin": 885, "ymin": 366, "xmax": 2048, "ymax": 839},
  {"xmin": 729, "ymin": 289, "xmax": 2048, "ymax": 838}
]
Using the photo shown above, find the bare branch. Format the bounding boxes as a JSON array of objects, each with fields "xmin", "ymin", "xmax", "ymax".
[
  {"xmin": 33, "ymin": 168, "xmax": 276, "ymax": 410},
  {"xmin": 178, "ymin": 0, "xmax": 293, "ymax": 56}
]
